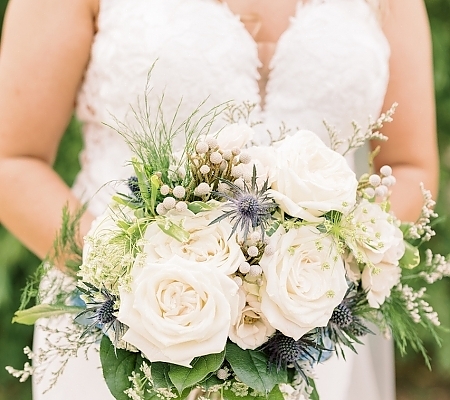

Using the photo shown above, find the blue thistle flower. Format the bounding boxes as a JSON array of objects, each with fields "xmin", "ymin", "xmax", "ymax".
[
  {"xmin": 261, "ymin": 331, "xmax": 330, "ymax": 380},
  {"xmin": 76, "ymin": 283, "xmax": 126, "ymax": 346},
  {"xmin": 212, "ymin": 166, "xmax": 276, "ymax": 240}
]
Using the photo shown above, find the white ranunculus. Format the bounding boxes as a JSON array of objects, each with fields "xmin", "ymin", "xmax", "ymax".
[
  {"xmin": 260, "ymin": 225, "xmax": 348, "ymax": 340},
  {"xmin": 267, "ymin": 130, "xmax": 358, "ymax": 220},
  {"xmin": 229, "ymin": 291, "xmax": 275, "ymax": 350},
  {"xmin": 215, "ymin": 123, "xmax": 255, "ymax": 150},
  {"xmin": 362, "ymin": 262, "xmax": 401, "ymax": 308},
  {"xmin": 143, "ymin": 207, "xmax": 245, "ymax": 275},
  {"xmin": 347, "ymin": 200, "xmax": 405, "ymax": 266},
  {"xmin": 118, "ymin": 256, "xmax": 239, "ymax": 367}
]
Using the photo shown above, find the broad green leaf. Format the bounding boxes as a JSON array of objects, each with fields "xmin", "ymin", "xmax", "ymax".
[
  {"xmin": 199, "ymin": 374, "xmax": 222, "ymax": 390},
  {"xmin": 188, "ymin": 201, "xmax": 214, "ymax": 214},
  {"xmin": 399, "ymin": 241, "xmax": 420, "ymax": 269},
  {"xmin": 157, "ymin": 219, "xmax": 190, "ymax": 243},
  {"xmin": 100, "ymin": 335, "xmax": 143, "ymax": 400},
  {"xmin": 222, "ymin": 384, "xmax": 282, "ymax": 400},
  {"xmin": 225, "ymin": 343, "xmax": 286, "ymax": 394},
  {"xmin": 12, "ymin": 304, "xmax": 84, "ymax": 325},
  {"xmin": 168, "ymin": 351, "xmax": 225, "ymax": 394},
  {"xmin": 151, "ymin": 362, "xmax": 174, "ymax": 389}
]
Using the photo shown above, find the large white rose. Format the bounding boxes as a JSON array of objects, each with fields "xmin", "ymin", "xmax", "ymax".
[
  {"xmin": 118, "ymin": 256, "xmax": 239, "ymax": 367},
  {"xmin": 143, "ymin": 207, "xmax": 245, "ymax": 275},
  {"xmin": 229, "ymin": 290, "xmax": 275, "ymax": 350},
  {"xmin": 266, "ymin": 130, "xmax": 358, "ymax": 220},
  {"xmin": 215, "ymin": 123, "xmax": 254, "ymax": 150},
  {"xmin": 260, "ymin": 225, "xmax": 348, "ymax": 340}
]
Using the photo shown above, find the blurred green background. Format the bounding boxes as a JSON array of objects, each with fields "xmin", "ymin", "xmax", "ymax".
[{"xmin": 0, "ymin": 0, "xmax": 450, "ymax": 399}]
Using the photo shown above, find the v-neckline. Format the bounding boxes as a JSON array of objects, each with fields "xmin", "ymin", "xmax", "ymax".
[{"xmin": 216, "ymin": 0, "xmax": 301, "ymax": 111}]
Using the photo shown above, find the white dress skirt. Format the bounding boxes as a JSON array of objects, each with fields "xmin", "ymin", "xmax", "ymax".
[{"xmin": 33, "ymin": 0, "xmax": 394, "ymax": 399}]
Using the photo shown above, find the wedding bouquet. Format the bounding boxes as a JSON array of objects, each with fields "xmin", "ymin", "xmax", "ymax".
[{"xmin": 8, "ymin": 101, "xmax": 449, "ymax": 400}]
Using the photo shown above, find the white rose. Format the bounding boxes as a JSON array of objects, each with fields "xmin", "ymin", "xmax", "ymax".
[
  {"xmin": 229, "ymin": 291, "xmax": 275, "ymax": 350},
  {"xmin": 143, "ymin": 207, "xmax": 246, "ymax": 275},
  {"xmin": 362, "ymin": 262, "xmax": 401, "ymax": 308},
  {"xmin": 260, "ymin": 225, "xmax": 348, "ymax": 340},
  {"xmin": 268, "ymin": 130, "xmax": 358, "ymax": 219},
  {"xmin": 215, "ymin": 123, "xmax": 255, "ymax": 150},
  {"xmin": 118, "ymin": 256, "xmax": 239, "ymax": 367},
  {"xmin": 346, "ymin": 200, "xmax": 405, "ymax": 266}
]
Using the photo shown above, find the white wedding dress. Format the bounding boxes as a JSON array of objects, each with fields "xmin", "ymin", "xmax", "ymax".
[{"xmin": 33, "ymin": 0, "xmax": 394, "ymax": 399}]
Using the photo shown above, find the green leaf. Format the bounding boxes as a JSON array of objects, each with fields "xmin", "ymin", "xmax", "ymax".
[
  {"xmin": 100, "ymin": 335, "xmax": 143, "ymax": 400},
  {"xmin": 225, "ymin": 342, "xmax": 286, "ymax": 394},
  {"xmin": 12, "ymin": 303, "xmax": 84, "ymax": 325},
  {"xmin": 151, "ymin": 362, "xmax": 174, "ymax": 389},
  {"xmin": 188, "ymin": 201, "xmax": 214, "ymax": 214},
  {"xmin": 399, "ymin": 241, "xmax": 420, "ymax": 269},
  {"xmin": 268, "ymin": 385, "xmax": 285, "ymax": 400},
  {"xmin": 157, "ymin": 219, "xmax": 190, "ymax": 243},
  {"xmin": 168, "ymin": 351, "xmax": 225, "ymax": 394},
  {"xmin": 308, "ymin": 378, "xmax": 320, "ymax": 400}
]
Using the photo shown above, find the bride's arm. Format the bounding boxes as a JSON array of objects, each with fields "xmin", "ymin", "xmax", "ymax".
[
  {"xmin": 376, "ymin": 0, "xmax": 439, "ymax": 222},
  {"xmin": 0, "ymin": 0, "xmax": 98, "ymax": 260}
]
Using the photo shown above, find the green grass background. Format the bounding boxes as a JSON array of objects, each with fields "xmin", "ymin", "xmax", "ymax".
[{"xmin": 0, "ymin": 0, "xmax": 449, "ymax": 399}]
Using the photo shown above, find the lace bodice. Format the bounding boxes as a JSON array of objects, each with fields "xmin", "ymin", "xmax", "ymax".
[{"xmin": 74, "ymin": 0, "xmax": 389, "ymax": 216}]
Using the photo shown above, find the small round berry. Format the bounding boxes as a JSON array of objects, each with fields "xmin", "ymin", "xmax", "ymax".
[
  {"xmin": 264, "ymin": 244, "xmax": 275, "ymax": 256},
  {"xmin": 248, "ymin": 264, "xmax": 263, "ymax": 276},
  {"xmin": 364, "ymin": 187, "xmax": 376, "ymax": 198},
  {"xmin": 231, "ymin": 165, "xmax": 243, "ymax": 178},
  {"xmin": 250, "ymin": 231, "xmax": 261, "ymax": 243},
  {"xmin": 375, "ymin": 185, "xmax": 388, "ymax": 197},
  {"xmin": 160, "ymin": 185, "xmax": 170, "ymax": 196},
  {"xmin": 175, "ymin": 201, "xmax": 188, "ymax": 212},
  {"xmin": 199, "ymin": 165, "xmax": 210, "ymax": 175},
  {"xmin": 219, "ymin": 160, "xmax": 228, "ymax": 171},
  {"xmin": 205, "ymin": 136, "xmax": 218, "ymax": 150},
  {"xmin": 195, "ymin": 141, "xmax": 209, "ymax": 154},
  {"xmin": 217, "ymin": 369, "xmax": 229, "ymax": 380},
  {"xmin": 239, "ymin": 262, "xmax": 251, "ymax": 274},
  {"xmin": 368, "ymin": 174, "xmax": 381, "ymax": 187},
  {"xmin": 233, "ymin": 276, "xmax": 243, "ymax": 286},
  {"xmin": 194, "ymin": 182, "xmax": 211, "ymax": 196},
  {"xmin": 234, "ymin": 178, "xmax": 245, "ymax": 190},
  {"xmin": 217, "ymin": 182, "xmax": 230, "ymax": 193},
  {"xmin": 162, "ymin": 196, "xmax": 176, "ymax": 210},
  {"xmin": 381, "ymin": 176, "xmax": 394, "ymax": 187},
  {"xmin": 380, "ymin": 165, "xmax": 392, "ymax": 176},
  {"xmin": 156, "ymin": 203, "xmax": 167, "ymax": 215},
  {"xmin": 172, "ymin": 186, "xmax": 186, "ymax": 199},
  {"xmin": 231, "ymin": 147, "xmax": 241, "ymax": 156},
  {"xmin": 210, "ymin": 151, "xmax": 223, "ymax": 164},
  {"xmin": 239, "ymin": 152, "xmax": 251, "ymax": 164},
  {"xmin": 247, "ymin": 246, "xmax": 259, "ymax": 257},
  {"xmin": 222, "ymin": 150, "xmax": 233, "ymax": 161},
  {"xmin": 176, "ymin": 166, "xmax": 186, "ymax": 179}
]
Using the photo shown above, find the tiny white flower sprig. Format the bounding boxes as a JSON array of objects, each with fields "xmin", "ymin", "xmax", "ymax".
[
  {"xmin": 419, "ymin": 249, "xmax": 450, "ymax": 284},
  {"xmin": 326, "ymin": 103, "xmax": 397, "ymax": 156},
  {"xmin": 404, "ymin": 183, "xmax": 438, "ymax": 242},
  {"xmin": 397, "ymin": 284, "xmax": 440, "ymax": 326}
]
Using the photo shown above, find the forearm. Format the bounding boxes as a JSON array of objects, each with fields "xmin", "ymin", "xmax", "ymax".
[{"xmin": 0, "ymin": 156, "xmax": 94, "ymax": 260}]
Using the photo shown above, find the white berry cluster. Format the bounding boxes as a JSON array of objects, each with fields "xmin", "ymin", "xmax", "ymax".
[{"xmin": 363, "ymin": 164, "xmax": 396, "ymax": 200}]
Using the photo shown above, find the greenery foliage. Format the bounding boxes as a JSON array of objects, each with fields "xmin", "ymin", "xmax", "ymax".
[{"xmin": 0, "ymin": 0, "xmax": 449, "ymax": 399}]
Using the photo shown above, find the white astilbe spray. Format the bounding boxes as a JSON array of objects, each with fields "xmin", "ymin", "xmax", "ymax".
[
  {"xmin": 325, "ymin": 103, "xmax": 397, "ymax": 156},
  {"xmin": 397, "ymin": 284, "xmax": 440, "ymax": 326},
  {"xmin": 406, "ymin": 183, "xmax": 438, "ymax": 242},
  {"xmin": 5, "ymin": 347, "xmax": 35, "ymax": 383},
  {"xmin": 419, "ymin": 249, "xmax": 450, "ymax": 284},
  {"xmin": 279, "ymin": 363, "xmax": 315, "ymax": 400}
]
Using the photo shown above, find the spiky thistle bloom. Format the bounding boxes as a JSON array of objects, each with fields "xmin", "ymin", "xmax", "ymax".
[
  {"xmin": 76, "ymin": 283, "xmax": 126, "ymax": 346},
  {"xmin": 261, "ymin": 331, "xmax": 327, "ymax": 380},
  {"xmin": 320, "ymin": 286, "xmax": 373, "ymax": 356},
  {"xmin": 127, "ymin": 176, "xmax": 142, "ymax": 201},
  {"xmin": 211, "ymin": 166, "xmax": 276, "ymax": 240}
]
